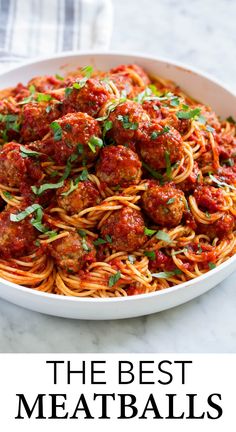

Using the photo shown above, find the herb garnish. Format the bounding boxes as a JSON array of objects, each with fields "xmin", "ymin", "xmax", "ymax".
[
  {"xmin": 152, "ymin": 269, "xmax": 182, "ymax": 279},
  {"xmin": 176, "ymin": 108, "xmax": 201, "ymax": 120},
  {"xmin": 209, "ymin": 174, "xmax": 236, "ymax": 191},
  {"xmin": 208, "ymin": 262, "xmax": 216, "ymax": 270},
  {"xmin": 142, "ymin": 161, "xmax": 163, "ymax": 181},
  {"xmin": 108, "ymin": 271, "xmax": 121, "ymax": 287},
  {"xmin": 151, "ymin": 126, "xmax": 170, "ymax": 140},
  {"xmin": 117, "ymin": 115, "xmax": 138, "ymax": 130},
  {"xmin": 164, "ymin": 150, "xmax": 171, "ymax": 179},
  {"xmin": 50, "ymin": 121, "xmax": 62, "ymax": 141},
  {"xmin": 20, "ymin": 146, "xmax": 41, "ymax": 159},
  {"xmin": 144, "ymin": 250, "xmax": 156, "ymax": 260},
  {"xmin": 88, "ymin": 136, "xmax": 103, "ymax": 153}
]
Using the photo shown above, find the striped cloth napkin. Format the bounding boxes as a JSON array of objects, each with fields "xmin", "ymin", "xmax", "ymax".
[{"xmin": 0, "ymin": 0, "xmax": 113, "ymax": 73}]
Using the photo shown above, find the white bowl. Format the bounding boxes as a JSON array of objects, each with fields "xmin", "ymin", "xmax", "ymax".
[{"xmin": 0, "ymin": 51, "xmax": 236, "ymax": 320}]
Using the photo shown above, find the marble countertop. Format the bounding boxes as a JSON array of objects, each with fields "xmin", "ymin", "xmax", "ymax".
[{"xmin": 1, "ymin": 0, "xmax": 236, "ymax": 353}]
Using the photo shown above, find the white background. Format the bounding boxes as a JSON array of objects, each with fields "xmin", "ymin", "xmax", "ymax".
[{"xmin": 0, "ymin": 354, "xmax": 235, "ymax": 430}]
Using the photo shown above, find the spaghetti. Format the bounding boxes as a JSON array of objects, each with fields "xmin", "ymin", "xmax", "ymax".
[{"xmin": 0, "ymin": 63, "xmax": 235, "ymax": 298}]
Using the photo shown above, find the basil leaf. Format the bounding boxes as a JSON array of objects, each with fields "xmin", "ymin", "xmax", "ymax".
[
  {"xmin": 78, "ymin": 229, "xmax": 87, "ymax": 238},
  {"xmin": 10, "ymin": 204, "xmax": 42, "ymax": 222},
  {"xmin": 152, "ymin": 269, "xmax": 182, "ymax": 279},
  {"xmin": 156, "ymin": 230, "xmax": 171, "ymax": 243},
  {"xmin": 108, "ymin": 271, "xmax": 121, "ymax": 287},
  {"xmin": 61, "ymin": 179, "xmax": 79, "ymax": 196},
  {"xmin": 94, "ymin": 238, "xmax": 107, "ymax": 246},
  {"xmin": 142, "ymin": 161, "xmax": 163, "ymax": 180},
  {"xmin": 20, "ymin": 145, "xmax": 41, "ymax": 159},
  {"xmin": 208, "ymin": 262, "xmax": 216, "ymax": 270},
  {"xmin": 32, "ymin": 180, "xmax": 64, "ymax": 196}
]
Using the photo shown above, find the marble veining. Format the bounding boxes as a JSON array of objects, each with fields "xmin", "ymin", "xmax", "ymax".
[{"xmin": 0, "ymin": 0, "xmax": 236, "ymax": 352}]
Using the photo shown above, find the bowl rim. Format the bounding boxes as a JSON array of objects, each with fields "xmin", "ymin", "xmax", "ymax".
[{"xmin": 0, "ymin": 49, "xmax": 235, "ymax": 304}]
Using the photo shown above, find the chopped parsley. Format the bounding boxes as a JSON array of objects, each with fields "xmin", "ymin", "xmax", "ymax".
[
  {"xmin": 156, "ymin": 230, "xmax": 171, "ymax": 243},
  {"xmin": 96, "ymin": 98, "xmax": 127, "ymax": 121},
  {"xmin": 164, "ymin": 150, "xmax": 171, "ymax": 179},
  {"xmin": 78, "ymin": 229, "xmax": 87, "ymax": 238},
  {"xmin": 151, "ymin": 126, "xmax": 170, "ymax": 140},
  {"xmin": 45, "ymin": 105, "xmax": 52, "ymax": 114},
  {"xmin": 170, "ymin": 97, "xmax": 180, "ymax": 107},
  {"xmin": 208, "ymin": 262, "xmax": 216, "ymax": 270},
  {"xmin": 81, "ymin": 238, "xmax": 91, "ymax": 252},
  {"xmin": 88, "ymin": 136, "xmax": 103, "ymax": 153},
  {"xmin": 108, "ymin": 271, "xmax": 121, "ymax": 287},
  {"xmin": 18, "ymin": 84, "xmax": 36, "ymax": 104},
  {"xmin": 117, "ymin": 114, "xmax": 138, "ymax": 130},
  {"xmin": 3, "ymin": 191, "xmax": 13, "ymax": 199},
  {"xmin": 102, "ymin": 120, "xmax": 113, "ymax": 138},
  {"xmin": 50, "ymin": 121, "xmax": 62, "ymax": 141},
  {"xmin": 144, "ymin": 250, "xmax": 156, "ymax": 260},
  {"xmin": 144, "ymin": 227, "xmax": 157, "ymax": 236},
  {"xmin": 65, "ymin": 87, "xmax": 73, "ymax": 97},
  {"xmin": 0, "ymin": 114, "xmax": 20, "ymax": 141},
  {"xmin": 176, "ymin": 108, "xmax": 201, "ymax": 120},
  {"xmin": 37, "ymin": 93, "xmax": 52, "ymax": 102}
]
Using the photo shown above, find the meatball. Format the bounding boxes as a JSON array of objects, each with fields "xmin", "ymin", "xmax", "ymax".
[
  {"xmin": 56, "ymin": 179, "xmax": 101, "ymax": 215},
  {"xmin": 100, "ymin": 207, "xmax": 147, "ymax": 252},
  {"xmin": 197, "ymin": 214, "xmax": 234, "ymax": 240},
  {"xmin": 142, "ymin": 100, "xmax": 162, "ymax": 120},
  {"xmin": 194, "ymin": 185, "xmax": 225, "ymax": 213},
  {"xmin": 138, "ymin": 121, "xmax": 184, "ymax": 170},
  {"xmin": 49, "ymin": 232, "xmax": 96, "ymax": 273},
  {"xmin": 0, "ymin": 206, "xmax": 37, "ymax": 258},
  {"xmin": 110, "ymin": 64, "xmax": 150, "ymax": 87},
  {"xmin": 142, "ymin": 183, "xmax": 185, "ymax": 227},
  {"xmin": 162, "ymin": 112, "xmax": 191, "ymax": 135},
  {"xmin": 96, "ymin": 145, "xmax": 142, "ymax": 187},
  {"xmin": 0, "ymin": 100, "xmax": 21, "ymax": 142},
  {"xmin": 108, "ymin": 73, "xmax": 134, "ymax": 98},
  {"xmin": 178, "ymin": 162, "xmax": 202, "ymax": 193},
  {"xmin": 27, "ymin": 75, "xmax": 64, "ymax": 92},
  {"xmin": 20, "ymin": 100, "xmax": 63, "ymax": 142},
  {"xmin": 0, "ymin": 142, "xmax": 43, "ymax": 188},
  {"xmin": 30, "ymin": 112, "xmax": 102, "ymax": 164},
  {"xmin": 107, "ymin": 100, "xmax": 149, "ymax": 148},
  {"xmin": 62, "ymin": 78, "xmax": 111, "ymax": 117},
  {"xmin": 216, "ymin": 133, "xmax": 236, "ymax": 160}
]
